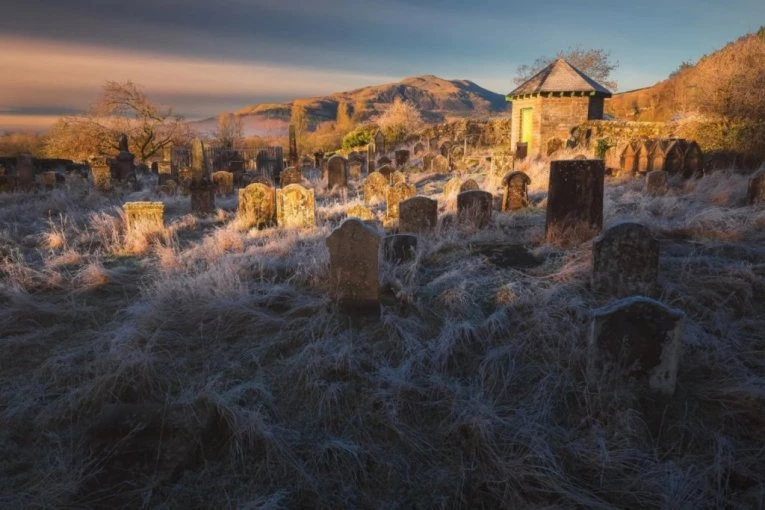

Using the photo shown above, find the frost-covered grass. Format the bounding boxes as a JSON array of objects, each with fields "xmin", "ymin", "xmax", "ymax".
[{"xmin": 1, "ymin": 166, "xmax": 764, "ymax": 509}]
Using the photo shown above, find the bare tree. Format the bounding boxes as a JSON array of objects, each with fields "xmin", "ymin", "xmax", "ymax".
[
  {"xmin": 215, "ymin": 113, "xmax": 243, "ymax": 148},
  {"xmin": 514, "ymin": 47, "xmax": 619, "ymax": 91}
]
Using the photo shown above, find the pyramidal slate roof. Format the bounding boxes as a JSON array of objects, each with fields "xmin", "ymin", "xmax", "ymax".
[{"xmin": 507, "ymin": 58, "xmax": 612, "ymax": 99}]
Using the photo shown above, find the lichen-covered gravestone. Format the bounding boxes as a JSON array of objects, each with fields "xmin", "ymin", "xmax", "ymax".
[
  {"xmin": 212, "ymin": 171, "xmax": 234, "ymax": 196},
  {"xmin": 645, "ymin": 170, "xmax": 668, "ymax": 196},
  {"xmin": 386, "ymin": 182, "xmax": 416, "ymax": 219},
  {"xmin": 592, "ymin": 222, "xmax": 659, "ymax": 297},
  {"xmin": 545, "ymin": 159, "xmax": 604, "ymax": 244},
  {"xmin": 443, "ymin": 177, "xmax": 462, "ymax": 197},
  {"xmin": 364, "ymin": 171, "xmax": 388, "ymax": 205},
  {"xmin": 422, "ymin": 154, "xmax": 435, "ymax": 172},
  {"xmin": 459, "ymin": 179, "xmax": 479, "ymax": 193},
  {"xmin": 390, "ymin": 170, "xmax": 406, "ymax": 186},
  {"xmin": 747, "ymin": 170, "xmax": 765, "ymax": 205},
  {"xmin": 588, "ymin": 296, "xmax": 684, "ymax": 395},
  {"xmin": 501, "ymin": 171, "xmax": 531, "ymax": 211},
  {"xmin": 326, "ymin": 218, "xmax": 382, "ymax": 312},
  {"xmin": 190, "ymin": 178, "xmax": 215, "ymax": 215},
  {"xmin": 123, "ymin": 202, "xmax": 164, "ymax": 233},
  {"xmin": 190, "ymin": 138, "xmax": 206, "ymax": 182},
  {"xmin": 433, "ymin": 155, "xmax": 449, "ymax": 175},
  {"xmin": 457, "ymin": 190, "xmax": 493, "ymax": 228},
  {"xmin": 327, "ymin": 155, "xmax": 348, "ymax": 189},
  {"xmin": 276, "ymin": 184, "xmax": 316, "ymax": 228},
  {"xmin": 395, "ymin": 149, "xmax": 410, "ymax": 168},
  {"xmin": 383, "ymin": 234, "xmax": 418, "ymax": 263},
  {"xmin": 399, "ymin": 196, "xmax": 437, "ymax": 234},
  {"xmin": 280, "ymin": 166, "xmax": 303, "ymax": 186},
  {"xmin": 347, "ymin": 204, "xmax": 376, "ymax": 221},
  {"xmin": 237, "ymin": 183, "xmax": 276, "ymax": 229}
]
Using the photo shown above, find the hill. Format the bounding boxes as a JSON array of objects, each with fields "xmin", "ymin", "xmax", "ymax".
[{"xmin": 193, "ymin": 75, "xmax": 508, "ymax": 136}]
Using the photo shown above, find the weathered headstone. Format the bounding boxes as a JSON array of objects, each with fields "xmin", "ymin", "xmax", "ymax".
[
  {"xmin": 301, "ymin": 155, "xmax": 314, "ymax": 170},
  {"xmin": 423, "ymin": 153, "xmax": 435, "ymax": 172},
  {"xmin": 386, "ymin": 182, "xmax": 416, "ymax": 219},
  {"xmin": 459, "ymin": 179, "xmax": 479, "ymax": 193},
  {"xmin": 110, "ymin": 135, "xmax": 136, "ymax": 183},
  {"xmin": 280, "ymin": 166, "xmax": 303, "ymax": 186},
  {"xmin": 433, "ymin": 155, "xmax": 449, "ymax": 174},
  {"xmin": 326, "ymin": 219, "xmax": 382, "ymax": 312},
  {"xmin": 91, "ymin": 165, "xmax": 111, "ymax": 191},
  {"xmin": 190, "ymin": 178, "xmax": 215, "ymax": 215},
  {"xmin": 457, "ymin": 190, "xmax": 493, "ymax": 228},
  {"xmin": 347, "ymin": 204, "xmax": 376, "ymax": 221},
  {"xmin": 645, "ymin": 170, "xmax": 668, "ymax": 196},
  {"xmin": 377, "ymin": 156, "xmax": 392, "ymax": 169},
  {"xmin": 395, "ymin": 149, "xmax": 410, "ymax": 168},
  {"xmin": 413, "ymin": 142, "xmax": 426, "ymax": 157},
  {"xmin": 592, "ymin": 222, "xmax": 659, "ymax": 297},
  {"xmin": 390, "ymin": 170, "xmax": 406, "ymax": 186},
  {"xmin": 364, "ymin": 172, "xmax": 388, "ymax": 205},
  {"xmin": 288, "ymin": 124, "xmax": 299, "ymax": 169},
  {"xmin": 367, "ymin": 144, "xmax": 376, "ymax": 173},
  {"xmin": 41, "ymin": 171, "xmax": 58, "ymax": 189},
  {"xmin": 16, "ymin": 153, "xmax": 35, "ymax": 190},
  {"xmin": 501, "ymin": 171, "xmax": 531, "ymax": 211},
  {"xmin": 378, "ymin": 165, "xmax": 394, "ymax": 182},
  {"xmin": 545, "ymin": 160, "xmax": 604, "ymax": 244},
  {"xmin": 327, "ymin": 155, "xmax": 348, "ymax": 189},
  {"xmin": 383, "ymin": 234, "xmax": 418, "ymax": 263},
  {"xmin": 349, "ymin": 161, "xmax": 363, "ymax": 179},
  {"xmin": 123, "ymin": 202, "xmax": 164, "ymax": 233},
  {"xmin": 443, "ymin": 177, "xmax": 462, "ymax": 197},
  {"xmin": 747, "ymin": 170, "xmax": 765, "ymax": 205},
  {"xmin": 399, "ymin": 196, "xmax": 438, "ymax": 234},
  {"xmin": 190, "ymin": 138, "xmax": 206, "ymax": 182},
  {"xmin": 238, "ymin": 183, "xmax": 276, "ymax": 229},
  {"xmin": 439, "ymin": 141, "xmax": 453, "ymax": 158},
  {"xmin": 276, "ymin": 184, "xmax": 316, "ymax": 228},
  {"xmin": 374, "ymin": 131, "xmax": 385, "ymax": 155},
  {"xmin": 150, "ymin": 161, "xmax": 159, "ymax": 174},
  {"xmin": 212, "ymin": 171, "xmax": 234, "ymax": 196},
  {"xmin": 588, "ymin": 296, "xmax": 684, "ymax": 395}
]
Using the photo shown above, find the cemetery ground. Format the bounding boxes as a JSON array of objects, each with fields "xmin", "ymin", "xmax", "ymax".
[{"xmin": 1, "ymin": 155, "xmax": 764, "ymax": 508}]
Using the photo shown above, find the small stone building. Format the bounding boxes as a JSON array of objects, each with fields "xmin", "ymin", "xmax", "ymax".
[{"xmin": 507, "ymin": 58, "xmax": 612, "ymax": 157}]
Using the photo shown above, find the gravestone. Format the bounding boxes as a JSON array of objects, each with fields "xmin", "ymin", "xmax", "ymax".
[
  {"xmin": 383, "ymin": 234, "xmax": 418, "ymax": 263},
  {"xmin": 433, "ymin": 155, "xmax": 449, "ymax": 174},
  {"xmin": 276, "ymin": 184, "xmax": 316, "ymax": 228},
  {"xmin": 280, "ymin": 166, "xmax": 303, "ymax": 186},
  {"xmin": 443, "ymin": 177, "xmax": 462, "ymax": 197},
  {"xmin": 645, "ymin": 170, "xmax": 668, "ymax": 196},
  {"xmin": 378, "ymin": 165, "xmax": 394, "ymax": 182},
  {"xmin": 212, "ymin": 171, "xmax": 234, "ymax": 196},
  {"xmin": 237, "ymin": 183, "xmax": 276, "ymax": 229},
  {"xmin": 15, "ymin": 153, "xmax": 35, "ymax": 190},
  {"xmin": 588, "ymin": 296, "xmax": 684, "ymax": 395},
  {"xmin": 110, "ymin": 135, "xmax": 136, "ymax": 183},
  {"xmin": 190, "ymin": 178, "xmax": 215, "ymax": 215},
  {"xmin": 347, "ymin": 204, "xmax": 376, "ymax": 221},
  {"xmin": 123, "ymin": 202, "xmax": 164, "ymax": 233},
  {"xmin": 301, "ymin": 155, "xmax": 314, "ymax": 170},
  {"xmin": 457, "ymin": 190, "xmax": 493, "ymax": 228},
  {"xmin": 413, "ymin": 142, "xmax": 426, "ymax": 157},
  {"xmin": 190, "ymin": 138, "xmax": 206, "ymax": 182},
  {"xmin": 423, "ymin": 153, "xmax": 435, "ymax": 172},
  {"xmin": 327, "ymin": 155, "xmax": 348, "ymax": 189},
  {"xmin": 545, "ymin": 159, "xmax": 604, "ymax": 244},
  {"xmin": 349, "ymin": 161, "xmax": 363, "ymax": 179},
  {"xmin": 377, "ymin": 156, "xmax": 392, "ymax": 169},
  {"xmin": 459, "ymin": 179, "xmax": 479, "ymax": 193},
  {"xmin": 374, "ymin": 131, "xmax": 385, "ymax": 154},
  {"xmin": 399, "ymin": 196, "xmax": 438, "ymax": 234},
  {"xmin": 395, "ymin": 149, "xmax": 410, "ymax": 168},
  {"xmin": 314, "ymin": 151, "xmax": 325, "ymax": 169},
  {"xmin": 428, "ymin": 137, "xmax": 439, "ymax": 151},
  {"xmin": 150, "ymin": 162, "xmax": 159, "ymax": 174},
  {"xmin": 326, "ymin": 218, "xmax": 382, "ymax": 312},
  {"xmin": 41, "ymin": 171, "xmax": 58, "ymax": 189},
  {"xmin": 91, "ymin": 166, "xmax": 111, "ymax": 191},
  {"xmin": 439, "ymin": 141, "xmax": 453, "ymax": 158},
  {"xmin": 288, "ymin": 124, "xmax": 299, "ymax": 168},
  {"xmin": 390, "ymin": 170, "xmax": 406, "ymax": 186},
  {"xmin": 364, "ymin": 172, "xmax": 388, "ymax": 205},
  {"xmin": 747, "ymin": 170, "xmax": 765, "ymax": 205},
  {"xmin": 386, "ymin": 182, "xmax": 416, "ymax": 219},
  {"xmin": 592, "ymin": 222, "xmax": 659, "ymax": 297},
  {"xmin": 367, "ymin": 144, "xmax": 376, "ymax": 173},
  {"xmin": 501, "ymin": 171, "xmax": 531, "ymax": 211}
]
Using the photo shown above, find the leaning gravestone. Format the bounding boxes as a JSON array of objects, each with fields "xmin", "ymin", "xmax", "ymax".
[
  {"xmin": 326, "ymin": 218, "xmax": 382, "ymax": 312},
  {"xmin": 588, "ymin": 296, "xmax": 684, "ymax": 395},
  {"xmin": 457, "ymin": 190, "xmax": 493, "ymax": 229},
  {"xmin": 280, "ymin": 166, "xmax": 303, "ymax": 186},
  {"xmin": 327, "ymin": 155, "xmax": 348, "ymax": 189},
  {"xmin": 347, "ymin": 204, "xmax": 376, "ymax": 221},
  {"xmin": 459, "ymin": 179, "xmax": 479, "ymax": 193},
  {"xmin": 190, "ymin": 178, "xmax": 215, "ymax": 215},
  {"xmin": 395, "ymin": 149, "xmax": 410, "ymax": 168},
  {"xmin": 433, "ymin": 155, "xmax": 449, "ymax": 175},
  {"xmin": 123, "ymin": 202, "xmax": 164, "ymax": 233},
  {"xmin": 592, "ymin": 222, "xmax": 659, "ymax": 297},
  {"xmin": 399, "ymin": 196, "xmax": 438, "ymax": 234},
  {"xmin": 383, "ymin": 234, "xmax": 418, "ymax": 263},
  {"xmin": 276, "ymin": 184, "xmax": 316, "ymax": 228},
  {"xmin": 364, "ymin": 172, "xmax": 389, "ymax": 205},
  {"xmin": 747, "ymin": 170, "xmax": 765, "ymax": 205},
  {"xmin": 501, "ymin": 171, "xmax": 531, "ymax": 211},
  {"xmin": 212, "ymin": 171, "xmax": 234, "ymax": 196},
  {"xmin": 645, "ymin": 170, "xmax": 668, "ymax": 196},
  {"xmin": 390, "ymin": 170, "xmax": 406, "ymax": 186},
  {"xmin": 387, "ymin": 182, "xmax": 416, "ymax": 219},
  {"xmin": 545, "ymin": 159, "xmax": 604, "ymax": 244},
  {"xmin": 238, "ymin": 183, "xmax": 276, "ymax": 229}
]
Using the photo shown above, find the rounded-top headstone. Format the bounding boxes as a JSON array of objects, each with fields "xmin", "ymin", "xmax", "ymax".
[
  {"xmin": 399, "ymin": 196, "xmax": 438, "ymax": 234},
  {"xmin": 457, "ymin": 190, "xmax": 493, "ymax": 229},
  {"xmin": 592, "ymin": 222, "xmax": 659, "ymax": 297},
  {"xmin": 545, "ymin": 159, "xmax": 604, "ymax": 244},
  {"xmin": 459, "ymin": 179, "xmax": 480, "ymax": 193},
  {"xmin": 326, "ymin": 218, "xmax": 382, "ymax": 312},
  {"xmin": 501, "ymin": 171, "xmax": 531, "ymax": 211}
]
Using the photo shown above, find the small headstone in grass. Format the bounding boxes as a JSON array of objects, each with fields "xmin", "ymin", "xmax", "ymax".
[
  {"xmin": 16, "ymin": 153, "xmax": 35, "ymax": 190},
  {"xmin": 459, "ymin": 179, "xmax": 480, "ymax": 193},
  {"xmin": 326, "ymin": 218, "xmax": 382, "ymax": 312},
  {"xmin": 237, "ymin": 182, "xmax": 276, "ymax": 229},
  {"xmin": 645, "ymin": 170, "xmax": 668, "ymax": 196},
  {"xmin": 588, "ymin": 296, "xmax": 683, "ymax": 395},
  {"xmin": 390, "ymin": 170, "xmax": 406, "ymax": 186},
  {"xmin": 423, "ymin": 153, "xmax": 435, "ymax": 172},
  {"xmin": 349, "ymin": 161, "xmax": 363, "ymax": 179},
  {"xmin": 124, "ymin": 202, "xmax": 164, "ymax": 232},
  {"xmin": 378, "ymin": 164, "xmax": 394, "ymax": 182},
  {"xmin": 747, "ymin": 170, "xmax": 765, "ymax": 205},
  {"xmin": 501, "ymin": 171, "xmax": 531, "ymax": 211},
  {"xmin": 457, "ymin": 190, "xmax": 493, "ymax": 229},
  {"xmin": 190, "ymin": 178, "xmax": 215, "ymax": 215},
  {"xmin": 347, "ymin": 204, "xmax": 376, "ymax": 221},
  {"xmin": 592, "ymin": 222, "xmax": 659, "ymax": 297},
  {"xmin": 212, "ymin": 171, "xmax": 234, "ymax": 196},
  {"xmin": 399, "ymin": 196, "xmax": 438, "ymax": 234},
  {"xmin": 433, "ymin": 154, "xmax": 449, "ymax": 174},
  {"xmin": 279, "ymin": 166, "xmax": 303, "ymax": 186},
  {"xmin": 413, "ymin": 142, "xmax": 426, "ymax": 157},
  {"xmin": 363, "ymin": 171, "xmax": 388, "ymax": 205},
  {"xmin": 377, "ymin": 155, "xmax": 392, "ymax": 169},
  {"xmin": 276, "ymin": 183, "xmax": 316, "ymax": 228},
  {"xmin": 383, "ymin": 234, "xmax": 418, "ymax": 263},
  {"xmin": 395, "ymin": 149, "xmax": 410, "ymax": 168},
  {"xmin": 545, "ymin": 159, "xmax": 604, "ymax": 245},
  {"xmin": 386, "ymin": 182, "xmax": 416, "ymax": 219},
  {"xmin": 327, "ymin": 155, "xmax": 348, "ymax": 189},
  {"xmin": 41, "ymin": 171, "xmax": 58, "ymax": 189}
]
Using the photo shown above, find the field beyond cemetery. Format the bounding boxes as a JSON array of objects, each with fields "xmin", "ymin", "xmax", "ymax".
[{"xmin": 1, "ymin": 154, "xmax": 764, "ymax": 508}]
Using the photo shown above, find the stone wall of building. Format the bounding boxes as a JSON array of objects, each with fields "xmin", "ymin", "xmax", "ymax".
[{"xmin": 538, "ymin": 96, "xmax": 592, "ymax": 154}]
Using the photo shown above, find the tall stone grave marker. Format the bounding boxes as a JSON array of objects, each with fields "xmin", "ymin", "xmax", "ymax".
[
  {"xmin": 399, "ymin": 196, "xmax": 438, "ymax": 234},
  {"xmin": 501, "ymin": 171, "xmax": 531, "ymax": 211},
  {"xmin": 326, "ymin": 218, "xmax": 382, "ymax": 312},
  {"xmin": 545, "ymin": 159, "xmax": 604, "ymax": 244}
]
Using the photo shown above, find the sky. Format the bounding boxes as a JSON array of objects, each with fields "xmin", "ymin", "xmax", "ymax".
[{"xmin": 1, "ymin": 0, "xmax": 763, "ymax": 131}]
